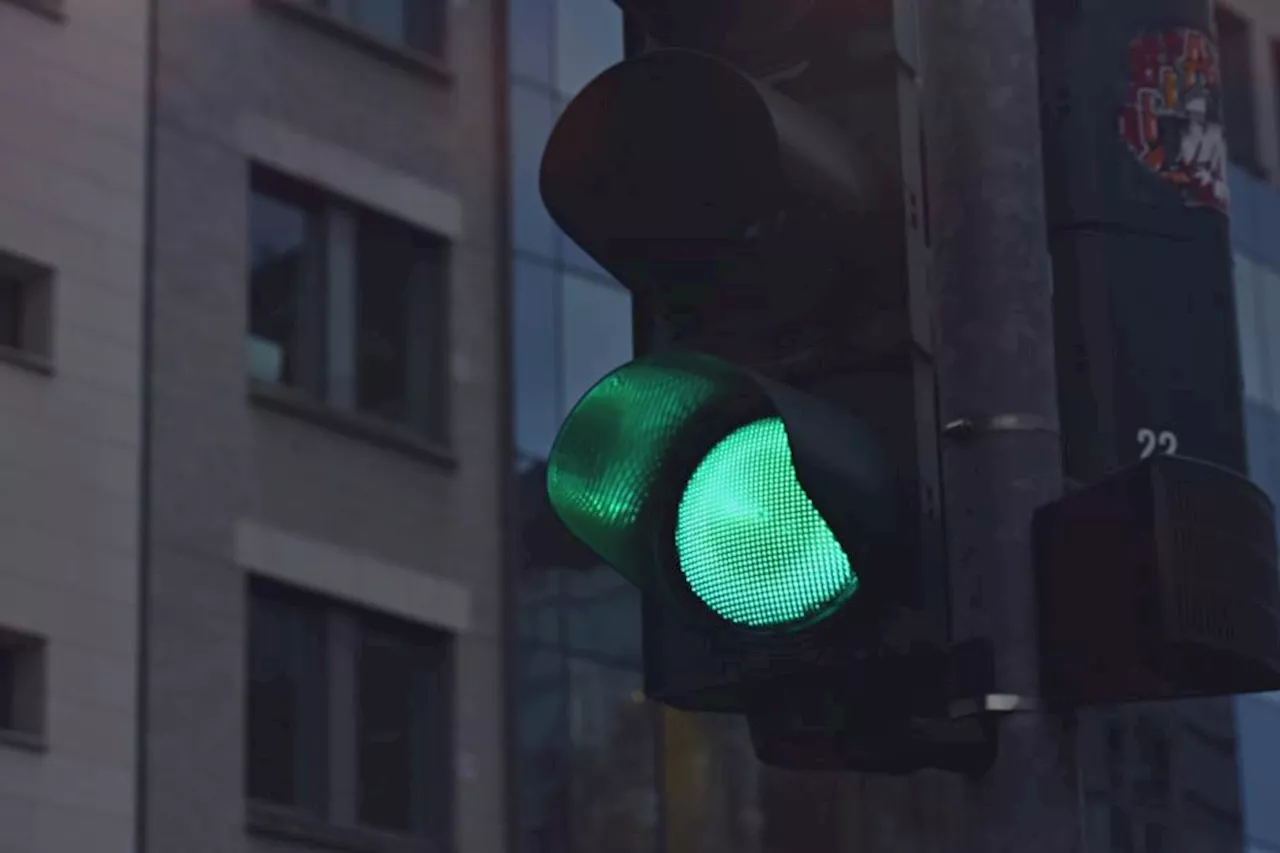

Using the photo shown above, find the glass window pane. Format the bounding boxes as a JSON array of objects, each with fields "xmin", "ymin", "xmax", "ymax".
[
  {"xmin": 564, "ymin": 570, "xmax": 642, "ymax": 665},
  {"xmin": 664, "ymin": 712, "xmax": 767, "ymax": 853},
  {"xmin": 1216, "ymin": 8, "xmax": 1259, "ymax": 170},
  {"xmin": 512, "ymin": 85, "xmax": 559, "ymax": 258},
  {"xmin": 357, "ymin": 626, "xmax": 414, "ymax": 832},
  {"xmin": 357, "ymin": 619, "xmax": 443, "ymax": 836},
  {"xmin": 553, "ymin": 0, "xmax": 623, "ymax": 98},
  {"xmin": 560, "ymin": 273, "xmax": 632, "ymax": 416},
  {"xmin": 247, "ymin": 585, "xmax": 329, "ymax": 816},
  {"xmin": 1238, "ymin": 697, "xmax": 1280, "ymax": 848},
  {"xmin": 518, "ymin": 649, "xmax": 572, "ymax": 853},
  {"xmin": 0, "ymin": 648, "xmax": 12, "ymax": 731},
  {"xmin": 510, "ymin": 0, "xmax": 554, "ymax": 84},
  {"xmin": 1235, "ymin": 255, "xmax": 1266, "ymax": 402},
  {"xmin": 354, "ymin": 211, "xmax": 446, "ymax": 439},
  {"xmin": 249, "ymin": 186, "xmax": 319, "ymax": 391},
  {"xmin": 567, "ymin": 661, "xmax": 658, "ymax": 853},
  {"xmin": 514, "ymin": 258, "xmax": 559, "ymax": 460},
  {"xmin": 0, "ymin": 277, "xmax": 24, "ymax": 350},
  {"xmin": 1260, "ymin": 264, "xmax": 1280, "ymax": 410},
  {"xmin": 353, "ymin": 0, "xmax": 407, "ymax": 43}
]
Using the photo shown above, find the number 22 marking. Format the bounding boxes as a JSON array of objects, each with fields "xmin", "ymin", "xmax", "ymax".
[{"xmin": 1137, "ymin": 428, "xmax": 1178, "ymax": 459}]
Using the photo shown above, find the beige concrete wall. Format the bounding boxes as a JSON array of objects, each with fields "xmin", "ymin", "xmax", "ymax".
[{"xmin": 0, "ymin": 0, "xmax": 147, "ymax": 851}]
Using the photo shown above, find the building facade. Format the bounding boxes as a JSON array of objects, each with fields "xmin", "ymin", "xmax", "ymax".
[
  {"xmin": 0, "ymin": 0, "xmax": 148, "ymax": 850},
  {"xmin": 1221, "ymin": 5, "xmax": 1280, "ymax": 853},
  {"xmin": 142, "ymin": 1, "xmax": 507, "ymax": 852},
  {"xmin": 0, "ymin": 0, "xmax": 506, "ymax": 851}
]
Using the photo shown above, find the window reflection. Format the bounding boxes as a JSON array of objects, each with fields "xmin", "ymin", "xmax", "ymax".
[
  {"xmin": 560, "ymin": 273, "xmax": 632, "ymax": 413},
  {"xmin": 553, "ymin": 0, "xmax": 623, "ymax": 98},
  {"xmin": 514, "ymin": 259, "xmax": 560, "ymax": 459},
  {"xmin": 509, "ymin": 0, "xmax": 554, "ymax": 84},
  {"xmin": 248, "ymin": 186, "xmax": 317, "ymax": 390},
  {"xmin": 519, "ymin": 649, "xmax": 572, "ymax": 853},
  {"xmin": 567, "ymin": 661, "xmax": 658, "ymax": 853},
  {"xmin": 564, "ymin": 571, "xmax": 643, "ymax": 665},
  {"xmin": 511, "ymin": 85, "xmax": 559, "ymax": 258},
  {"xmin": 246, "ymin": 583, "xmax": 330, "ymax": 817}
]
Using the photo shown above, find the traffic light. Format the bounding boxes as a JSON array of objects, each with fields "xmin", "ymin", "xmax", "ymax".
[
  {"xmin": 1032, "ymin": 0, "xmax": 1280, "ymax": 706},
  {"xmin": 540, "ymin": 0, "xmax": 994, "ymax": 773}
]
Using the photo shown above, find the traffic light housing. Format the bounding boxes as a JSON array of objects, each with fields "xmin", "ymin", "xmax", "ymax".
[{"xmin": 540, "ymin": 1, "xmax": 992, "ymax": 773}]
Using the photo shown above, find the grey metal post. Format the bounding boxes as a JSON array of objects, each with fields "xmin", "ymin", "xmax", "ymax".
[{"xmin": 919, "ymin": 1, "xmax": 1083, "ymax": 851}]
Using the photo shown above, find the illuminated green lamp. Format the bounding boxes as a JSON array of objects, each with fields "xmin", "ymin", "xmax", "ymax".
[
  {"xmin": 546, "ymin": 351, "xmax": 871, "ymax": 632},
  {"xmin": 677, "ymin": 417, "xmax": 856, "ymax": 627}
]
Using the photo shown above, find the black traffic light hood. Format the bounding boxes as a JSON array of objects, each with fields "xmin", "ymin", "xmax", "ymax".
[{"xmin": 539, "ymin": 48, "xmax": 879, "ymax": 330}]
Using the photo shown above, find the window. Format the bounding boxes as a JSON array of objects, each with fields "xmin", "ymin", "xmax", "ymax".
[
  {"xmin": 247, "ymin": 579, "xmax": 453, "ymax": 845},
  {"xmin": 1273, "ymin": 40, "xmax": 1280, "ymax": 169},
  {"xmin": 247, "ymin": 584, "xmax": 329, "ymax": 815},
  {"xmin": 307, "ymin": 0, "xmax": 445, "ymax": 57},
  {"xmin": 0, "ymin": 628, "xmax": 46, "ymax": 747},
  {"xmin": 1215, "ymin": 6, "xmax": 1259, "ymax": 170},
  {"xmin": 0, "ymin": 249, "xmax": 53, "ymax": 371},
  {"xmin": 248, "ymin": 168, "xmax": 449, "ymax": 444}
]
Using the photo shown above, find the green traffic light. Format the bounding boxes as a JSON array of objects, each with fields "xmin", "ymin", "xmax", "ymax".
[{"xmin": 675, "ymin": 417, "xmax": 858, "ymax": 629}]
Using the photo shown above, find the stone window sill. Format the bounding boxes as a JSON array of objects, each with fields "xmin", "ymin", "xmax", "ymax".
[
  {"xmin": 0, "ymin": 728, "xmax": 47, "ymax": 754},
  {"xmin": 247, "ymin": 802, "xmax": 437, "ymax": 853},
  {"xmin": 0, "ymin": 345, "xmax": 53, "ymax": 377},
  {"xmin": 257, "ymin": 0, "xmax": 453, "ymax": 83},
  {"xmin": 1, "ymin": 0, "xmax": 64, "ymax": 22},
  {"xmin": 249, "ymin": 379, "xmax": 456, "ymax": 469}
]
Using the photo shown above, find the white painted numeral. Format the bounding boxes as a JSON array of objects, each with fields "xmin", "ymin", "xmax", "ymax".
[{"xmin": 1137, "ymin": 428, "xmax": 1178, "ymax": 459}]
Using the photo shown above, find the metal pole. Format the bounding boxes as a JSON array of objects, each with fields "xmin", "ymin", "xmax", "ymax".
[{"xmin": 919, "ymin": 1, "xmax": 1082, "ymax": 851}]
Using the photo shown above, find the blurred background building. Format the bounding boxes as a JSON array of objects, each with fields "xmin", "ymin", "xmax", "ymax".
[
  {"xmin": 1219, "ymin": 3, "xmax": 1280, "ymax": 853},
  {"xmin": 3, "ymin": 0, "xmax": 1280, "ymax": 851}
]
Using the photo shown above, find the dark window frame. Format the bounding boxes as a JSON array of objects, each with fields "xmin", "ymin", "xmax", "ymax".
[
  {"xmin": 1273, "ymin": 39, "xmax": 1280, "ymax": 171},
  {"xmin": 1215, "ymin": 6, "xmax": 1261, "ymax": 173},
  {"xmin": 245, "ymin": 577, "xmax": 455, "ymax": 851},
  {"xmin": 248, "ymin": 166, "xmax": 453, "ymax": 450},
  {"xmin": 0, "ymin": 627, "xmax": 47, "ymax": 751},
  {"xmin": 0, "ymin": 249, "xmax": 55, "ymax": 376}
]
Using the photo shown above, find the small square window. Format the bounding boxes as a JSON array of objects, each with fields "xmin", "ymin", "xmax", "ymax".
[
  {"xmin": 0, "ymin": 249, "xmax": 53, "ymax": 372},
  {"xmin": 0, "ymin": 628, "xmax": 47, "ymax": 746}
]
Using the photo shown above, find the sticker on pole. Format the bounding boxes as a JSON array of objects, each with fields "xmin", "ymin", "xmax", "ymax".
[{"xmin": 1119, "ymin": 28, "xmax": 1228, "ymax": 213}]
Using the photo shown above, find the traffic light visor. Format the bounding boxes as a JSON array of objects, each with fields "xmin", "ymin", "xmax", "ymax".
[{"xmin": 546, "ymin": 352, "xmax": 758, "ymax": 587}]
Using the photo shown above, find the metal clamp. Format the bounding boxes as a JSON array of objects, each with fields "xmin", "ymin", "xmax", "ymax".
[
  {"xmin": 949, "ymin": 693, "xmax": 1042, "ymax": 720},
  {"xmin": 942, "ymin": 414, "xmax": 1058, "ymax": 440}
]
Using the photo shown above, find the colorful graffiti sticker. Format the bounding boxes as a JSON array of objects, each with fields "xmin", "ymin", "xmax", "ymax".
[{"xmin": 1119, "ymin": 28, "xmax": 1229, "ymax": 213}]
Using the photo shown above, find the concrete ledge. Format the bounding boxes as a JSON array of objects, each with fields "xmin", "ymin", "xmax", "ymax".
[
  {"xmin": 237, "ymin": 112, "xmax": 464, "ymax": 239},
  {"xmin": 235, "ymin": 518, "xmax": 471, "ymax": 632}
]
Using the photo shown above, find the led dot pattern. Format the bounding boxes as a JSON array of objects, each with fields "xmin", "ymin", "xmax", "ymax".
[
  {"xmin": 546, "ymin": 357, "xmax": 725, "ymax": 585},
  {"xmin": 675, "ymin": 417, "xmax": 857, "ymax": 629}
]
